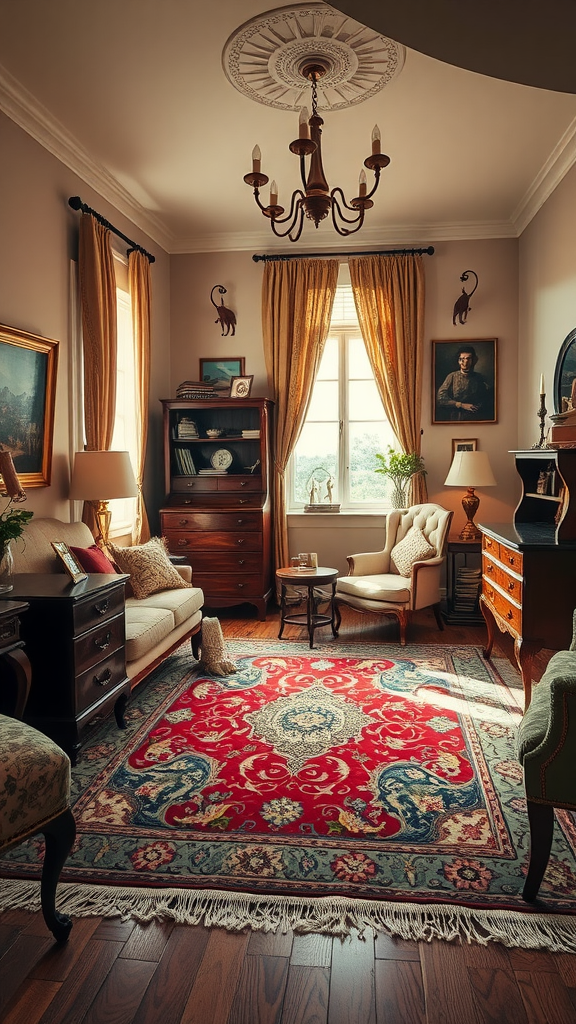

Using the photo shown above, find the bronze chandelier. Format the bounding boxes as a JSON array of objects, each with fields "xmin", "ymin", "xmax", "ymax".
[{"xmin": 243, "ymin": 62, "xmax": 390, "ymax": 243}]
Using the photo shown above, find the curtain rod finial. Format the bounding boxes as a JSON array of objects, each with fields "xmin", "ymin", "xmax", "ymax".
[{"xmin": 68, "ymin": 196, "xmax": 83, "ymax": 211}]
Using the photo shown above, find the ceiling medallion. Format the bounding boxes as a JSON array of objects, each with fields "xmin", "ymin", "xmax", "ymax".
[{"xmin": 222, "ymin": 3, "xmax": 405, "ymax": 112}]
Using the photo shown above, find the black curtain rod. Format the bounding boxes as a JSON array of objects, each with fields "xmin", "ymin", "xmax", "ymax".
[
  {"xmin": 252, "ymin": 246, "xmax": 434, "ymax": 263},
  {"xmin": 68, "ymin": 196, "xmax": 155, "ymax": 263}
]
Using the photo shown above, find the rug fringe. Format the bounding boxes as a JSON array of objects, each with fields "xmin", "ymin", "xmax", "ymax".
[{"xmin": 2, "ymin": 879, "xmax": 576, "ymax": 951}]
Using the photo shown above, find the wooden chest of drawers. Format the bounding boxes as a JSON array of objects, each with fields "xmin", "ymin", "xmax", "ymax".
[
  {"xmin": 480, "ymin": 524, "xmax": 576, "ymax": 709},
  {"xmin": 9, "ymin": 573, "xmax": 131, "ymax": 761}
]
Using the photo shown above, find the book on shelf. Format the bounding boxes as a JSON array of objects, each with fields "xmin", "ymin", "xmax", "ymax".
[{"xmin": 174, "ymin": 448, "xmax": 196, "ymax": 475}]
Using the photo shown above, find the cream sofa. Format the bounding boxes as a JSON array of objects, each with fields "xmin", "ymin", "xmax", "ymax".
[{"xmin": 12, "ymin": 518, "xmax": 204, "ymax": 687}]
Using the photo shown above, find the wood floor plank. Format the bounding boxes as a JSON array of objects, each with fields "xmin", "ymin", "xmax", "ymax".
[
  {"xmin": 467, "ymin": 967, "xmax": 529, "ymax": 1023},
  {"xmin": 515, "ymin": 969, "xmax": 576, "ymax": 1024},
  {"xmin": 374, "ymin": 932, "xmax": 420, "ymax": 962},
  {"xmin": 555, "ymin": 953, "xmax": 576, "ymax": 987},
  {"xmin": 0, "ymin": 921, "xmax": 22, "ymax": 957},
  {"xmin": 420, "ymin": 940, "xmax": 481, "ymax": 1024},
  {"xmin": 2, "ymin": 979, "xmax": 60, "ymax": 1024},
  {"xmin": 131, "ymin": 924, "xmax": 210, "ymax": 1024},
  {"xmin": 290, "ymin": 934, "xmax": 333, "ymax": 969},
  {"xmin": 92, "ymin": 917, "xmax": 136, "ymax": 942},
  {"xmin": 459, "ymin": 941, "xmax": 513, "ymax": 969},
  {"xmin": 37, "ymin": 939, "xmax": 124, "ymax": 1024},
  {"xmin": 119, "ymin": 919, "xmax": 174, "ymax": 962},
  {"xmin": 80, "ymin": 957, "xmax": 157, "ymax": 1024},
  {"xmin": 228, "ymin": 953, "xmax": 289, "ymax": 1024},
  {"xmin": 0, "ymin": 933, "xmax": 53, "ymax": 1017},
  {"xmin": 29, "ymin": 917, "xmax": 101, "ymax": 981},
  {"xmin": 248, "ymin": 928, "xmax": 294, "ymax": 957},
  {"xmin": 328, "ymin": 930, "xmax": 376, "ymax": 1024},
  {"xmin": 179, "ymin": 929, "xmax": 251, "ymax": 1024},
  {"xmin": 281, "ymin": 965, "xmax": 329, "ymax": 1024},
  {"xmin": 374, "ymin": 959, "xmax": 425, "ymax": 1024},
  {"xmin": 507, "ymin": 947, "xmax": 561, "ymax": 973}
]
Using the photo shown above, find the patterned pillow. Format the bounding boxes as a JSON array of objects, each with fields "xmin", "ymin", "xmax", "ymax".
[
  {"xmin": 390, "ymin": 527, "xmax": 435, "ymax": 577},
  {"xmin": 108, "ymin": 538, "xmax": 191, "ymax": 599}
]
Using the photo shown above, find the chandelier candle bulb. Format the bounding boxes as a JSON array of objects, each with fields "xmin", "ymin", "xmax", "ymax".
[
  {"xmin": 270, "ymin": 180, "xmax": 278, "ymax": 206},
  {"xmin": 299, "ymin": 107, "xmax": 310, "ymax": 139},
  {"xmin": 358, "ymin": 169, "xmax": 367, "ymax": 196},
  {"xmin": 371, "ymin": 124, "xmax": 381, "ymax": 154},
  {"xmin": 251, "ymin": 145, "xmax": 261, "ymax": 173}
]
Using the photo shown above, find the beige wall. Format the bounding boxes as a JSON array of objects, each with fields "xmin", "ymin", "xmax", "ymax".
[
  {"xmin": 0, "ymin": 112, "xmax": 171, "ymax": 531},
  {"xmin": 519, "ymin": 162, "xmax": 576, "ymax": 447},
  {"xmin": 170, "ymin": 239, "xmax": 519, "ymax": 567}
]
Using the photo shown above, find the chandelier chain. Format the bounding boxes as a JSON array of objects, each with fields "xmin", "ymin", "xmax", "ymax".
[{"xmin": 310, "ymin": 73, "xmax": 319, "ymax": 117}]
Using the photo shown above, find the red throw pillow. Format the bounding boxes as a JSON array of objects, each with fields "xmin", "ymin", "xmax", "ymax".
[{"xmin": 70, "ymin": 544, "xmax": 117, "ymax": 574}]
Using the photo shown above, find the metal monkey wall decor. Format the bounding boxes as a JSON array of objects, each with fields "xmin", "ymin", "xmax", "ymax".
[
  {"xmin": 452, "ymin": 270, "xmax": 478, "ymax": 326},
  {"xmin": 211, "ymin": 285, "xmax": 237, "ymax": 336}
]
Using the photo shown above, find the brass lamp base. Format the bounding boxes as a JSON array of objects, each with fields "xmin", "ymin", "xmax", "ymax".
[
  {"xmin": 458, "ymin": 487, "xmax": 481, "ymax": 541},
  {"xmin": 92, "ymin": 499, "xmax": 112, "ymax": 549}
]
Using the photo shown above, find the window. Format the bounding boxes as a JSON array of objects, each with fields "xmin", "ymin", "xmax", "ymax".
[
  {"xmin": 109, "ymin": 254, "xmax": 137, "ymax": 536},
  {"xmin": 289, "ymin": 276, "xmax": 397, "ymax": 510}
]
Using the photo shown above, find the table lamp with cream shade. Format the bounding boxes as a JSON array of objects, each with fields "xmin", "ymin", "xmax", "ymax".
[
  {"xmin": 69, "ymin": 451, "xmax": 138, "ymax": 548},
  {"xmin": 444, "ymin": 450, "xmax": 497, "ymax": 541}
]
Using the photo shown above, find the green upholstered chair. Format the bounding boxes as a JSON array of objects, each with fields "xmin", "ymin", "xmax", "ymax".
[{"xmin": 517, "ymin": 609, "xmax": 576, "ymax": 902}]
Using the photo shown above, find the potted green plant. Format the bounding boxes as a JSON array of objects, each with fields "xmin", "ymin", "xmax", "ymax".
[
  {"xmin": 375, "ymin": 447, "xmax": 426, "ymax": 509},
  {"xmin": 0, "ymin": 498, "xmax": 33, "ymax": 593}
]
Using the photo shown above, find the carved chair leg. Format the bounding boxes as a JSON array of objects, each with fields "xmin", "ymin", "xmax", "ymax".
[
  {"xmin": 397, "ymin": 610, "xmax": 409, "ymax": 646},
  {"xmin": 432, "ymin": 602, "xmax": 444, "ymax": 631},
  {"xmin": 41, "ymin": 808, "xmax": 76, "ymax": 942},
  {"xmin": 522, "ymin": 800, "xmax": 555, "ymax": 903},
  {"xmin": 333, "ymin": 600, "xmax": 342, "ymax": 635}
]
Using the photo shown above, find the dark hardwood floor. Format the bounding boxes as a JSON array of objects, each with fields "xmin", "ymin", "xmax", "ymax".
[{"xmin": 1, "ymin": 604, "xmax": 573, "ymax": 1024}]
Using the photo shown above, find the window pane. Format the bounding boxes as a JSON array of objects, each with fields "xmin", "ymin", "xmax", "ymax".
[
  {"xmin": 348, "ymin": 423, "xmax": 397, "ymax": 502},
  {"xmin": 349, "ymin": 379, "xmax": 386, "ymax": 420},
  {"xmin": 293, "ymin": 422, "xmax": 338, "ymax": 503},
  {"xmin": 306, "ymin": 380, "xmax": 338, "ymax": 420},
  {"xmin": 317, "ymin": 337, "xmax": 338, "ymax": 379},
  {"xmin": 348, "ymin": 337, "xmax": 373, "ymax": 379}
]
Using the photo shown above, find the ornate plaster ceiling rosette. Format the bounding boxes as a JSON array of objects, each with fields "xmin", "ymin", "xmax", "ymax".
[{"xmin": 222, "ymin": 3, "xmax": 405, "ymax": 111}]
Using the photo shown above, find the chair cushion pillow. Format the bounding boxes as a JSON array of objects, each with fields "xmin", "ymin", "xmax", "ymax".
[
  {"xmin": 336, "ymin": 574, "xmax": 411, "ymax": 604},
  {"xmin": 390, "ymin": 526, "xmax": 435, "ymax": 576},
  {"xmin": 0, "ymin": 715, "xmax": 71, "ymax": 849},
  {"xmin": 109, "ymin": 537, "xmax": 192, "ymax": 600},
  {"xmin": 70, "ymin": 544, "xmax": 117, "ymax": 574}
]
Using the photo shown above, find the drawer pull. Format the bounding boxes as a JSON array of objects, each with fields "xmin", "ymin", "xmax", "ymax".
[
  {"xmin": 94, "ymin": 599, "xmax": 109, "ymax": 617},
  {"xmin": 186, "ymin": 482, "xmax": 196, "ymax": 488},
  {"xmin": 507, "ymin": 581, "xmax": 516, "ymax": 592},
  {"xmin": 240, "ymin": 481, "xmax": 247, "ymax": 487},
  {"xmin": 237, "ymin": 518, "xmax": 245, "ymax": 524},
  {"xmin": 486, "ymin": 539, "xmax": 493, "ymax": 547},
  {"xmin": 486, "ymin": 564, "xmax": 493, "ymax": 574},
  {"xmin": 94, "ymin": 631, "xmax": 112, "ymax": 651},
  {"xmin": 238, "ymin": 559, "xmax": 245, "ymax": 565},
  {"xmin": 178, "ymin": 519, "xmax": 189, "ymax": 526},
  {"xmin": 183, "ymin": 500, "xmax": 192, "ymax": 505},
  {"xmin": 239, "ymin": 499, "xmax": 249, "ymax": 505},
  {"xmin": 177, "ymin": 539, "xmax": 188, "ymax": 547},
  {"xmin": 236, "ymin": 539, "xmax": 245, "ymax": 546},
  {"xmin": 237, "ymin": 582, "xmax": 245, "ymax": 589},
  {"xmin": 0, "ymin": 624, "xmax": 15, "ymax": 640},
  {"xmin": 508, "ymin": 556, "xmax": 516, "ymax": 565},
  {"xmin": 506, "ymin": 610, "xmax": 513, "ymax": 620},
  {"xmin": 93, "ymin": 668, "xmax": 112, "ymax": 687}
]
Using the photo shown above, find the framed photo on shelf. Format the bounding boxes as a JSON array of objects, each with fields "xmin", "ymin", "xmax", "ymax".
[
  {"xmin": 199, "ymin": 357, "xmax": 245, "ymax": 393},
  {"xmin": 0, "ymin": 323, "xmax": 59, "ymax": 487},
  {"xmin": 51, "ymin": 541, "xmax": 88, "ymax": 583},
  {"xmin": 452, "ymin": 438, "xmax": 478, "ymax": 455},
  {"xmin": 229, "ymin": 375, "xmax": 254, "ymax": 399},
  {"xmin": 432, "ymin": 339, "xmax": 497, "ymax": 424}
]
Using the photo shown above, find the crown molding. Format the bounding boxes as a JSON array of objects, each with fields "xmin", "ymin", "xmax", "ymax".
[
  {"xmin": 512, "ymin": 115, "xmax": 576, "ymax": 235},
  {"xmin": 0, "ymin": 64, "xmax": 173, "ymax": 253}
]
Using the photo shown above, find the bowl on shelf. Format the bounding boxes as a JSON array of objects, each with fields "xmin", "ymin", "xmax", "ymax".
[{"xmin": 206, "ymin": 429, "xmax": 223, "ymax": 438}]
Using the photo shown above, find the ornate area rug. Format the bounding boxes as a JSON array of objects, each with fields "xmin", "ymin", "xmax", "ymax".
[{"xmin": 2, "ymin": 640, "xmax": 576, "ymax": 950}]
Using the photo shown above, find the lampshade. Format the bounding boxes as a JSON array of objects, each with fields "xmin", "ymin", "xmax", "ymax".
[
  {"xmin": 69, "ymin": 451, "xmax": 138, "ymax": 501},
  {"xmin": 444, "ymin": 450, "xmax": 497, "ymax": 488}
]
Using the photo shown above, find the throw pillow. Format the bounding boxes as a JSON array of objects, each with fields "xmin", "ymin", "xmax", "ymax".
[
  {"xmin": 390, "ymin": 526, "xmax": 435, "ymax": 577},
  {"xmin": 108, "ymin": 537, "xmax": 191, "ymax": 600},
  {"xmin": 70, "ymin": 544, "xmax": 117, "ymax": 574}
]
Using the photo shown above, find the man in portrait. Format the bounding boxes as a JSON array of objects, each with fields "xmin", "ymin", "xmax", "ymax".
[{"xmin": 436, "ymin": 345, "xmax": 493, "ymax": 421}]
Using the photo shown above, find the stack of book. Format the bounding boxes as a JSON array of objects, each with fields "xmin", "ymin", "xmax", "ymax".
[
  {"xmin": 174, "ymin": 448, "xmax": 196, "ymax": 475},
  {"xmin": 304, "ymin": 503, "xmax": 341, "ymax": 513},
  {"xmin": 242, "ymin": 429, "xmax": 260, "ymax": 438},
  {"xmin": 177, "ymin": 417, "xmax": 199, "ymax": 439},
  {"xmin": 453, "ymin": 565, "xmax": 482, "ymax": 613},
  {"xmin": 198, "ymin": 467, "xmax": 228, "ymax": 475},
  {"xmin": 176, "ymin": 380, "xmax": 216, "ymax": 400}
]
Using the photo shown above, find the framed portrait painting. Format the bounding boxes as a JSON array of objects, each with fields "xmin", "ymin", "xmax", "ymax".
[
  {"xmin": 199, "ymin": 357, "xmax": 245, "ymax": 393},
  {"xmin": 0, "ymin": 324, "xmax": 59, "ymax": 487},
  {"xmin": 432, "ymin": 339, "xmax": 497, "ymax": 424}
]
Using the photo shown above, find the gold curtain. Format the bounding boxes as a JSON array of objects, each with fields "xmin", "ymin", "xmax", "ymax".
[
  {"xmin": 349, "ymin": 254, "xmax": 427, "ymax": 504},
  {"xmin": 78, "ymin": 213, "xmax": 117, "ymax": 530},
  {"xmin": 128, "ymin": 249, "xmax": 151, "ymax": 543},
  {"xmin": 262, "ymin": 258, "xmax": 339, "ymax": 577}
]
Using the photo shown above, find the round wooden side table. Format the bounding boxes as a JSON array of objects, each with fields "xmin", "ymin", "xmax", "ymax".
[{"xmin": 276, "ymin": 566, "xmax": 339, "ymax": 649}]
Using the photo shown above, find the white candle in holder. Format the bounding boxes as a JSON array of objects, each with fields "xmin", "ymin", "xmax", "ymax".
[{"xmin": 539, "ymin": 374, "xmax": 545, "ymax": 396}]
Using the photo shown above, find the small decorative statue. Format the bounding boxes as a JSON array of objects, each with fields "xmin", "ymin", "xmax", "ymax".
[
  {"xmin": 211, "ymin": 285, "xmax": 237, "ymax": 336},
  {"xmin": 452, "ymin": 270, "xmax": 478, "ymax": 326}
]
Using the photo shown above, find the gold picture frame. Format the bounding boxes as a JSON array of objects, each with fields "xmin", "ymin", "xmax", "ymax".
[
  {"xmin": 51, "ymin": 541, "xmax": 88, "ymax": 583},
  {"xmin": 0, "ymin": 323, "xmax": 59, "ymax": 487}
]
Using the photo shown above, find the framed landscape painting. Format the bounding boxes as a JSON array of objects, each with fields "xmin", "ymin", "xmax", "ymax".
[
  {"xmin": 432, "ymin": 339, "xmax": 497, "ymax": 424},
  {"xmin": 200, "ymin": 357, "xmax": 245, "ymax": 392},
  {"xmin": 0, "ymin": 324, "xmax": 59, "ymax": 487}
]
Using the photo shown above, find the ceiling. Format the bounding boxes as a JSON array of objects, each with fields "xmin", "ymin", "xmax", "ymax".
[{"xmin": 1, "ymin": 0, "xmax": 576, "ymax": 254}]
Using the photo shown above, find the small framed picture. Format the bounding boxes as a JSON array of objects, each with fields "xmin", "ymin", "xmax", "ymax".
[
  {"xmin": 229, "ymin": 375, "xmax": 254, "ymax": 399},
  {"xmin": 199, "ymin": 357, "xmax": 245, "ymax": 392},
  {"xmin": 51, "ymin": 541, "xmax": 88, "ymax": 583},
  {"xmin": 452, "ymin": 438, "xmax": 478, "ymax": 455}
]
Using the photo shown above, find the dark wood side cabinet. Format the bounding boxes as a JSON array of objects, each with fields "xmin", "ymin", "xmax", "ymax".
[
  {"xmin": 160, "ymin": 397, "xmax": 274, "ymax": 620},
  {"xmin": 480, "ymin": 448, "xmax": 576, "ymax": 710},
  {"xmin": 9, "ymin": 574, "xmax": 131, "ymax": 761}
]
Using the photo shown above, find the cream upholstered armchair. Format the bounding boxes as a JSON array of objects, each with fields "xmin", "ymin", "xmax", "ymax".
[{"xmin": 334, "ymin": 503, "xmax": 453, "ymax": 645}]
